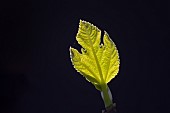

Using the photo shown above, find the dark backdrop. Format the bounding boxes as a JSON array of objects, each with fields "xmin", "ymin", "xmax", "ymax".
[{"xmin": 0, "ymin": 0, "xmax": 169, "ymax": 113}]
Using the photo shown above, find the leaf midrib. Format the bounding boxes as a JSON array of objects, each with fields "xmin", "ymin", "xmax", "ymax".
[{"xmin": 88, "ymin": 36, "xmax": 104, "ymax": 84}]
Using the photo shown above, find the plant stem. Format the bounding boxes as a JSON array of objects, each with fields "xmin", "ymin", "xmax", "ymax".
[
  {"xmin": 102, "ymin": 103, "xmax": 117, "ymax": 113},
  {"xmin": 101, "ymin": 83, "xmax": 113, "ymax": 108}
]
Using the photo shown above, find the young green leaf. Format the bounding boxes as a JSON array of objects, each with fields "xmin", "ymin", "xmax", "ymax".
[{"xmin": 70, "ymin": 20, "xmax": 120, "ymax": 90}]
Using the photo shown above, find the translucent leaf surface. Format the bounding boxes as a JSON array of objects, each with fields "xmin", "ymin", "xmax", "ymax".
[{"xmin": 70, "ymin": 20, "xmax": 120, "ymax": 90}]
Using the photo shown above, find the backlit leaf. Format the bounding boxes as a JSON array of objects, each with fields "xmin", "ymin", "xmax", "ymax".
[{"xmin": 70, "ymin": 20, "xmax": 120, "ymax": 91}]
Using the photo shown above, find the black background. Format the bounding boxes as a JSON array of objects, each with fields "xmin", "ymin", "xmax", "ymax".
[{"xmin": 0, "ymin": 0, "xmax": 169, "ymax": 113}]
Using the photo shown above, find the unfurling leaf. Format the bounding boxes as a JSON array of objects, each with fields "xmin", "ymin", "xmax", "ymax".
[{"xmin": 70, "ymin": 20, "xmax": 120, "ymax": 91}]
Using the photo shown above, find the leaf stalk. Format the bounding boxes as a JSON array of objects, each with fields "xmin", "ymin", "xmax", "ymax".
[{"xmin": 101, "ymin": 84, "xmax": 113, "ymax": 108}]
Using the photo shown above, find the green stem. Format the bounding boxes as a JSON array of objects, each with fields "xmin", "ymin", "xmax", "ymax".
[{"xmin": 101, "ymin": 83, "xmax": 113, "ymax": 108}]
